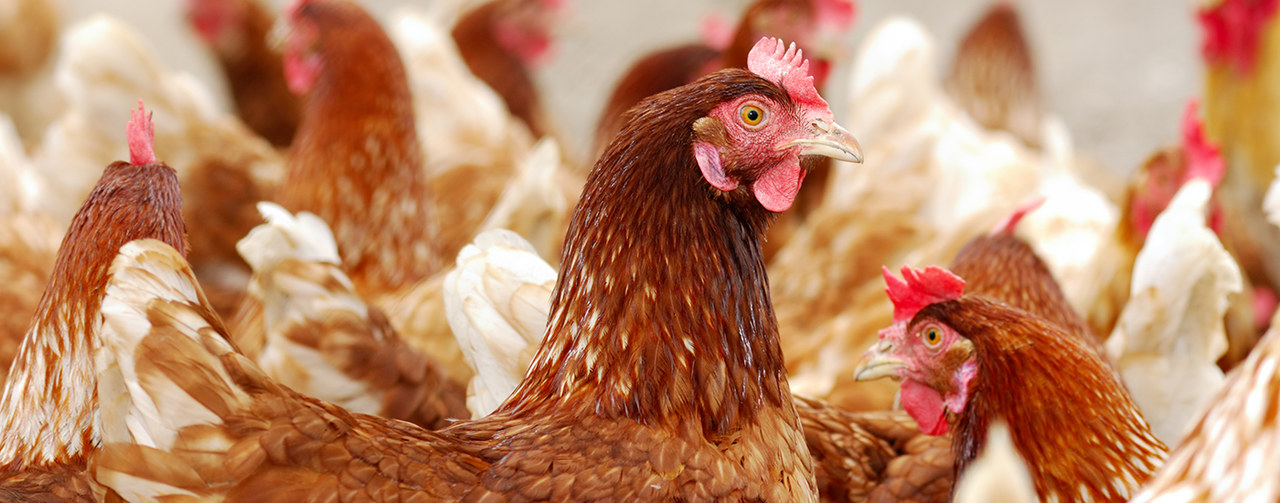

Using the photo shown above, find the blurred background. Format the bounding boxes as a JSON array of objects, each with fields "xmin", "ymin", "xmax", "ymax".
[{"xmin": 58, "ymin": 0, "xmax": 1197, "ymax": 174}]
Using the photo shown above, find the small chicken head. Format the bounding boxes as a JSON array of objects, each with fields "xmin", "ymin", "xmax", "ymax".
[
  {"xmin": 282, "ymin": 0, "xmax": 325, "ymax": 95},
  {"xmin": 185, "ymin": 0, "xmax": 245, "ymax": 45},
  {"xmin": 493, "ymin": 0, "xmax": 566, "ymax": 68},
  {"xmin": 1130, "ymin": 99, "xmax": 1226, "ymax": 238},
  {"xmin": 1198, "ymin": 0, "xmax": 1280, "ymax": 75},
  {"xmin": 692, "ymin": 37, "xmax": 862, "ymax": 212},
  {"xmin": 855, "ymin": 265, "xmax": 973, "ymax": 436}
]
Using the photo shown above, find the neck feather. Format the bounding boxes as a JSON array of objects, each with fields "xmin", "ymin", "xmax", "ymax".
[
  {"xmin": 505, "ymin": 89, "xmax": 789, "ymax": 436},
  {"xmin": 0, "ymin": 162, "xmax": 185, "ymax": 469},
  {"xmin": 930, "ymin": 297, "xmax": 1167, "ymax": 502}
]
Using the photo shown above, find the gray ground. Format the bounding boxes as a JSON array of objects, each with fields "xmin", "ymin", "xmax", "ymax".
[{"xmin": 61, "ymin": 0, "xmax": 1199, "ymax": 176}]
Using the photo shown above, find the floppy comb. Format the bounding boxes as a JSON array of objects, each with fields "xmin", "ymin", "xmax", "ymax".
[
  {"xmin": 746, "ymin": 37, "xmax": 828, "ymax": 110},
  {"xmin": 883, "ymin": 265, "xmax": 966, "ymax": 324}
]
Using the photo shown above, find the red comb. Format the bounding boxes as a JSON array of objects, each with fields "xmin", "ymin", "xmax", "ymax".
[
  {"xmin": 989, "ymin": 197, "xmax": 1046, "ymax": 236},
  {"xmin": 1181, "ymin": 99, "xmax": 1225, "ymax": 187},
  {"xmin": 747, "ymin": 37, "xmax": 828, "ymax": 111},
  {"xmin": 127, "ymin": 100, "xmax": 156, "ymax": 166},
  {"xmin": 883, "ymin": 265, "xmax": 966, "ymax": 324}
]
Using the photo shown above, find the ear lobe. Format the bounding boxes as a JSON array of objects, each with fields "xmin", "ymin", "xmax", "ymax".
[{"xmin": 695, "ymin": 141, "xmax": 739, "ymax": 192}]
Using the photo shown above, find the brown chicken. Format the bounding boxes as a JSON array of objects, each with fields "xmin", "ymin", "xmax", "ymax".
[
  {"xmin": 186, "ymin": 0, "xmax": 302, "ymax": 147},
  {"xmin": 91, "ymin": 37, "xmax": 862, "ymax": 501},
  {"xmin": 452, "ymin": 0, "xmax": 562, "ymax": 139},
  {"xmin": 855, "ymin": 265, "xmax": 1168, "ymax": 502},
  {"xmin": 0, "ymin": 103, "xmax": 186, "ymax": 500},
  {"xmin": 944, "ymin": 1, "xmax": 1043, "ymax": 148}
]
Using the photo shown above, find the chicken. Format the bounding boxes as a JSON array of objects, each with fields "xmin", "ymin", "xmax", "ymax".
[
  {"xmin": 229, "ymin": 0, "xmax": 578, "ymax": 384},
  {"xmin": 451, "ymin": 0, "xmax": 563, "ymax": 139},
  {"xmin": 91, "ymin": 37, "xmax": 862, "ymax": 501},
  {"xmin": 34, "ymin": 14, "xmax": 283, "ymax": 318},
  {"xmin": 592, "ymin": 0, "xmax": 855, "ymax": 156},
  {"xmin": 185, "ymin": 0, "xmax": 302, "ymax": 147},
  {"xmin": 236, "ymin": 202, "xmax": 468, "ymax": 429},
  {"xmin": 0, "ymin": 103, "xmax": 185, "ymax": 500},
  {"xmin": 1105, "ymin": 176, "xmax": 1243, "ymax": 445},
  {"xmin": 944, "ymin": 2, "xmax": 1043, "ymax": 149},
  {"xmin": 1199, "ymin": 0, "xmax": 1280, "ymax": 319},
  {"xmin": 230, "ymin": 0, "xmax": 443, "ymax": 362},
  {"xmin": 854, "ymin": 265, "xmax": 1168, "ymax": 501}
]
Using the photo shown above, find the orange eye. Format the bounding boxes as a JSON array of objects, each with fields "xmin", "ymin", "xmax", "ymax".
[
  {"xmin": 740, "ymin": 105, "xmax": 765, "ymax": 126},
  {"xmin": 922, "ymin": 326, "xmax": 943, "ymax": 348}
]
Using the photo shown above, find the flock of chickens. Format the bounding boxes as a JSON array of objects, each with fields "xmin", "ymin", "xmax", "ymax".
[{"xmin": 0, "ymin": 0, "xmax": 1277, "ymax": 501}]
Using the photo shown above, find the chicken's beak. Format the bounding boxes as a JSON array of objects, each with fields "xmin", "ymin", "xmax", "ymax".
[
  {"xmin": 779, "ymin": 118, "xmax": 864, "ymax": 164},
  {"xmin": 853, "ymin": 339, "xmax": 905, "ymax": 381}
]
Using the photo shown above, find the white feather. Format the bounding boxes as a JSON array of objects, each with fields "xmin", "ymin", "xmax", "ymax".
[
  {"xmin": 444, "ymin": 229, "xmax": 555, "ymax": 417},
  {"xmin": 1106, "ymin": 179, "xmax": 1242, "ymax": 445}
]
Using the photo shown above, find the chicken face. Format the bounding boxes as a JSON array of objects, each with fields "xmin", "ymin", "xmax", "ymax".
[
  {"xmin": 282, "ymin": 0, "xmax": 323, "ymax": 95},
  {"xmin": 692, "ymin": 38, "xmax": 861, "ymax": 212},
  {"xmin": 185, "ymin": 0, "xmax": 245, "ymax": 45},
  {"xmin": 854, "ymin": 265, "xmax": 971, "ymax": 436},
  {"xmin": 1130, "ymin": 101, "xmax": 1226, "ymax": 238},
  {"xmin": 493, "ymin": 0, "xmax": 564, "ymax": 68}
]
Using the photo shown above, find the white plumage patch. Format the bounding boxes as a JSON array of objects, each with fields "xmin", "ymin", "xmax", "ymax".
[
  {"xmin": 98, "ymin": 240, "xmax": 246, "ymax": 450},
  {"xmin": 1105, "ymin": 179, "xmax": 1242, "ymax": 445},
  {"xmin": 444, "ymin": 229, "xmax": 555, "ymax": 417}
]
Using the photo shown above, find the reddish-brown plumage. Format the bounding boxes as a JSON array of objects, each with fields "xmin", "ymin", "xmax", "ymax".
[
  {"xmin": 949, "ymin": 211, "xmax": 1102, "ymax": 356},
  {"xmin": 452, "ymin": 0, "xmax": 556, "ymax": 138},
  {"xmin": 879, "ymin": 293, "xmax": 1168, "ymax": 502},
  {"xmin": 187, "ymin": 0, "xmax": 302, "ymax": 147},
  {"xmin": 278, "ymin": 0, "xmax": 439, "ymax": 293},
  {"xmin": 93, "ymin": 39, "xmax": 864, "ymax": 500},
  {"xmin": 0, "ymin": 104, "xmax": 186, "ymax": 498},
  {"xmin": 945, "ymin": 1, "xmax": 1043, "ymax": 147}
]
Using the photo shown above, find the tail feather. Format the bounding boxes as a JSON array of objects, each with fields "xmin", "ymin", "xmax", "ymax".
[
  {"xmin": 237, "ymin": 203, "xmax": 467, "ymax": 428},
  {"xmin": 444, "ymin": 229, "xmax": 555, "ymax": 417},
  {"xmin": 95, "ymin": 238, "xmax": 259, "ymax": 501}
]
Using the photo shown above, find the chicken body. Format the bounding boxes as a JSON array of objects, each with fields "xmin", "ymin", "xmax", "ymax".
[
  {"xmin": 91, "ymin": 38, "xmax": 863, "ymax": 501},
  {"xmin": 857, "ymin": 266, "xmax": 1168, "ymax": 502},
  {"xmin": 0, "ymin": 105, "xmax": 186, "ymax": 500}
]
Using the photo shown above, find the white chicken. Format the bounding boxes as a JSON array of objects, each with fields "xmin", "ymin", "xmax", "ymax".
[{"xmin": 1105, "ymin": 177, "xmax": 1242, "ymax": 445}]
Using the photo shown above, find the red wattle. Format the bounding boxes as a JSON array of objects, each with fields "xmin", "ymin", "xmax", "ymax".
[{"xmin": 901, "ymin": 379, "xmax": 949, "ymax": 436}]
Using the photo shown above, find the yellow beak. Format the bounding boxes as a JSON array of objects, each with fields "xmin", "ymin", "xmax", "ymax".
[
  {"xmin": 853, "ymin": 339, "xmax": 906, "ymax": 381},
  {"xmin": 778, "ymin": 118, "xmax": 864, "ymax": 164}
]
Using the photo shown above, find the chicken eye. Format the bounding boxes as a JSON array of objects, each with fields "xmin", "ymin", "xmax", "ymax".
[
  {"xmin": 740, "ymin": 105, "xmax": 765, "ymax": 126},
  {"xmin": 922, "ymin": 326, "xmax": 943, "ymax": 348}
]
